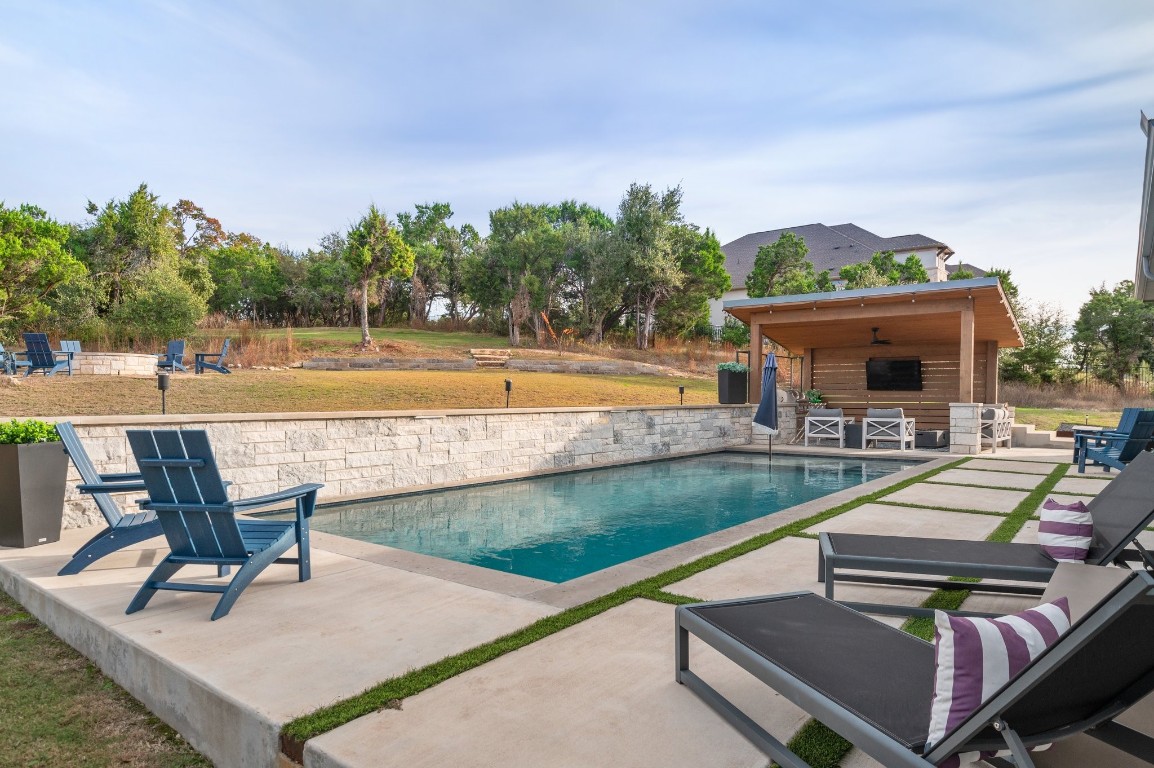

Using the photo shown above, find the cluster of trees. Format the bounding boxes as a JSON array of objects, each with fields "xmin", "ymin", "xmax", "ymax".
[{"xmin": 0, "ymin": 183, "xmax": 729, "ymax": 350}]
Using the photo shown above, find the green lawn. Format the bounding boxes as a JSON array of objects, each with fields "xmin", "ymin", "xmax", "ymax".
[
  {"xmin": 1013, "ymin": 407, "xmax": 1120, "ymax": 433},
  {"xmin": 249, "ymin": 326, "xmax": 510, "ymax": 349}
]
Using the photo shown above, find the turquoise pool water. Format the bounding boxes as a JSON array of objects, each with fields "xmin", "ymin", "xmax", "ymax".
[{"xmin": 290, "ymin": 453, "xmax": 918, "ymax": 583}]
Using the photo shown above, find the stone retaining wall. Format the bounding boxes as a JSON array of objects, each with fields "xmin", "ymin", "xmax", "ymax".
[
  {"xmin": 303, "ymin": 358, "xmax": 476, "ymax": 371},
  {"xmin": 72, "ymin": 352, "xmax": 159, "ymax": 376},
  {"xmin": 504, "ymin": 358, "xmax": 670, "ymax": 375},
  {"xmin": 61, "ymin": 405, "xmax": 756, "ymax": 528}
]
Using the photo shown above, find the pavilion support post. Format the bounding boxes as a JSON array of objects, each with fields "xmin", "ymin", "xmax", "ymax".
[
  {"xmin": 802, "ymin": 348, "xmax": 814, "ymax": 392},
  {"xmin": 750, "ymin": 323, "xmax": 763, "ymax": 404},
  {"xmin": 985, "ymin": 341, "xmax": 999, "ymax": 404},
  {"xmin": 958, "ymin": 299, "xmax": 975, "ymax": 403}
]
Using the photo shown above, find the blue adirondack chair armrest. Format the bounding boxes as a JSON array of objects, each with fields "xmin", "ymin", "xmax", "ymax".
[
  {"xmin": 229, "ymin": 483, "xmax": 323, "ymax": 516},
  {"xmin": 99, "ymin": 471, "xmax": 144, "ymax": 482},
  {"xmin": 77, "ymin": 480, "xmax": 149, "ymax": 494}
]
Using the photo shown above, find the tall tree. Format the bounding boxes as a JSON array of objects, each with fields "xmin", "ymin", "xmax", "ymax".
[
  {"xmin": 986, "ymin": 267, "xmax": 1022, "ymax": 317},
  {"xmin": 344, "ymin": 206, "xmax": 414, "ymax": 348},
  {"xmin": 0, "ymin": 203, "xmax": 86, "ymax": 339},
  {"xmin": 839, "ymin": 251, "xmax": 929, "ymax": 289},
  {"xmin": 439, "ymin": 223, "xmax": 480, "ymax": 328},
  {"xmin": 1000, "ymin": 303, "xmax": 1070, "ymax": 384},
  {"xmin": 615, "ymin": 183, "xmax": 684, "ymax": 349},
  {"xmin": 745, "ymin": 232, "xmax": 833, "ymax": 297},
  {"xmin": 1071, "ymin": 281, "xmax": 1154, "ymax": 391},
  {"xmin": 75, "ymin": 183, "xmax": 183, "ymax": 309},
  {"xmin": 657, "ymin": 225, "xmax": 730, "ymax": 336},
  {"xmin": 207, "ymin": 233, "xmax": 286, "ymax": 321},
  {"xmin": 397, "ymin": 202, "xmax": 453, "ymax": 326}
]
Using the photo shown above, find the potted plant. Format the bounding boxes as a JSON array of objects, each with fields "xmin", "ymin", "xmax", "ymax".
[
  {"xmin": 804, "ymin": 389, "xmax": 824, "ymax": 408},
  {"xmin": 716, "ymin": 362, "xmax": 749, "ymax": 404},
  {"xmin": 0, "ymin": 419, "xmax": 68, "ymax": 548}
]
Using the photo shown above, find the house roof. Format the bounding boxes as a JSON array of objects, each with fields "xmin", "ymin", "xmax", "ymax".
[
  {"xmin": 723, "ymin": 277, "xmax": 1023, "ymax": 353},
  {"xmin": 946, "ymin": 262, "xmax": 988, "ymax": 278},
  {"xmin": 721, "ymin": 223, "xmax": 953, "ymax": 286}
]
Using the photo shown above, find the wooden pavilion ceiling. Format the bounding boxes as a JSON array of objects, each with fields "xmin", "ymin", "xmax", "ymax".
[{"xmin": 724, "ymin": 280, "xmax": 1022, "ymax": 355}]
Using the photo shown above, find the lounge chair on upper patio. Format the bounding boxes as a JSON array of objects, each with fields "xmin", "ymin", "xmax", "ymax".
[
  {"xmin": 862, "ymin": 407, "xmax": 915, "ymax": 450},
  {"xmin": 804, "ymin": 408, "xmax": 852, "ymax": 447},
  {"xmin": 818, "ymin": 450, "xmax": 1154, "ymax": 617},
  {"xmin": 0, "ymin": 343, "xmax": 31, "ymax": 375},
  {"xmin": 1076, "ymin": 409, "xmax": 1154, "ymax": 474},
  {"xmin": 55, "ymin": 422, "xmax": 159, "ymax": 576},
  {"xmin": 156, "ymin": 339, "xmax": 187, "ymax": 373},
  {"xmin": 1071, "ymin": 406, "xmax": 1142, "ymax": 463},
  {"xmin": 21, "ymin": 332, "xmax": 71, "ymax": 376},
  {"xmin": 194, "ymin": 338, "xmax": 230, "ymax": 374},
  {"xmin": 676, "ymin": 563, "xmax": 1154, "ymax": 768},
  {"xmin": 125, "ymin": 429, "xmax": 321, "ymax": 620}
]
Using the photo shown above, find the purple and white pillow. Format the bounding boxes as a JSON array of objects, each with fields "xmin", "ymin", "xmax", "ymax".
[
  {"xmin": 1038, "ymin": 498, "xmax": 1093, "ymax": 563},
  {"xmin": 927, "ymin": 598, "xmax": 1071, "ymax": 767}
]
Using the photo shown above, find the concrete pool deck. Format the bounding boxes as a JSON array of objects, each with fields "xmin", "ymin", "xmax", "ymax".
[{"xmin": 1, "ymin": 447, "xmax": 1148, "ymax": 767}]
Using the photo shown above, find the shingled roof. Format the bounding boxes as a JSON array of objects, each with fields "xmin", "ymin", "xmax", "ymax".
[{"xmin": 721, "ymin": 223, "xmax": 952, "ymax": 286}]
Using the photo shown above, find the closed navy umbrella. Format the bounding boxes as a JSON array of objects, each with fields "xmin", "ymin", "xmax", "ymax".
[{"xmin": 753, "ymin": 351, "xmax": 779, "ymax": 455}]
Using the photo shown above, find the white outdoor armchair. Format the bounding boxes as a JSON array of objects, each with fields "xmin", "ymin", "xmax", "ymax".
[
  {"xmin": 861, "ymin": 407, "xmax": 915, "ymax": 450},
  {"xmin": 980, "ymin": 405, "xmax": 1012, "ymax": 453},
  {"xmin": 804, "ymin": 408, "xmax": 852, "ymax": 447}
]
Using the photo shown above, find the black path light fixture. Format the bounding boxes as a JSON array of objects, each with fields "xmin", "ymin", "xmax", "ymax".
[
  {"xmin": 157, "ymin": 372, "xmax": 170, "ymax": 415},
  {"xmin": 505, "ymin": 378, "xmax": 512, "ymax": 408},
  {"xmin": 678, "ymin": 385, "xmax": 685, "ymax": 405}
]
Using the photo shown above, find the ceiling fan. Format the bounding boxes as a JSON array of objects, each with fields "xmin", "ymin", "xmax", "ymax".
[{"xmin": 870, "ymin": 327, "xmax": 892, "ymax": 345}]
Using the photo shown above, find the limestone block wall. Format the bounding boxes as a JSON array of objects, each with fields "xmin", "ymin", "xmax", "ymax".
[
  {"xmin": 949, "ymin": 402, "xmax": 982, "ymax": 455},
  {"xmin": 61, "ymin": 405, "xmax": 756, "ymax": 528}
]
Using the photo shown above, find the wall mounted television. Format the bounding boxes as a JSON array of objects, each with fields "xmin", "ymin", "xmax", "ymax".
[{"xmin": 866, "ymin": 358, "xmax": 922, "ymax": 391}]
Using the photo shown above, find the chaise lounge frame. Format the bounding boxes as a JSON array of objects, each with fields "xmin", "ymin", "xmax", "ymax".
[
  {"xmin": 818, "ymin": 450, "xmax": 1154, "ymax": 617},
  {"xmin": 676, "ymin": 566, "xmax": 1154, "ymax": 768}
]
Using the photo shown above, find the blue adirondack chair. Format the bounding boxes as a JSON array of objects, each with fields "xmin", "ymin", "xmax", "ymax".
[
  {"xmin": 22, "ymin": 332, "xmax": 72, "ymax": 376},
  {"xmin": 125, "ymin": 429, "xmax": 321, "ymax": 620},
  {"xmin": 59, "ymin": 339, "xmax": 81, "ymax": 358},
  {"xmin": 156, "ymin": 340, "xmax": 188, "ymax": 373},
  {"xmin": 194, "ymin": 338, "xmax": 230, "ymax": 374},
  {"xmin": 1071, "ymin": 407, "xmax": 1142, "ymax": 462},
  {"xmin": 1077, "ymin": 409, "xmax": 1154, "ymax": 473},
  {"xmin": 55, "ymin": 422, "xmax": 160, "ymax": 576},
  {"xmin": 0, "ymin": 343, "xmax": 31, "ymax": 375}
]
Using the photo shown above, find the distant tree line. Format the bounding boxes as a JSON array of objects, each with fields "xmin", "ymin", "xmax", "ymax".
[{"xmin": 0, "ymin": 182, "xmax": 729, "ymax": 349}]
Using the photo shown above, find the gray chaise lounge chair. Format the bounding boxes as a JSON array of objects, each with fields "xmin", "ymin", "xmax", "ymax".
[
  {"xmin": 818, "ymin": 450, "xmax": 1154, "ymax": 617},
  {"xmin": 676, "ymin": 564, "xmax": 1154, "ymax": 768}
]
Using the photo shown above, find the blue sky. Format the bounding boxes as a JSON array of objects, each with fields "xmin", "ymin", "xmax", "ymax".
[{"xmin": 3, "ymin": 1, "xmax": 1153, "ymax": 316}]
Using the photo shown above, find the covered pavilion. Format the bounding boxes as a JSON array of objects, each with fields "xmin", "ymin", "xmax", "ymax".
[{"xmin": 723, "ymin": 277, "xmax": 1023, "ymax": 430}]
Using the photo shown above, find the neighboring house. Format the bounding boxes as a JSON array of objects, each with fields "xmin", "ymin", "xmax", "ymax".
[
  {"xmin": 1136, "ymin": 111, "xmax": 1154, "ymax": 302},
  {"xmin": 946, "ymin": 262, "xmax": 987, "ymax": 278},
  {"xmin": 709, "ymin": 223, "xmax": 955, "ymax": 326}
]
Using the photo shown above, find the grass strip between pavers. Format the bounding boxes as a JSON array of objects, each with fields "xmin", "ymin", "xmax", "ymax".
[
  {"xmin": 278, "ymin": 457, "xmax": 970, "ymax": 762},
  {"xmin": 874, "ymin": 500, "xmax": 1008, "ymax": 517},
  {"xmin": 923, "ymin": 479, "xmax": 1036, "ymax": 493},
  {"xmin": 901, "ymin": 463, "xmax": 1070, "ymax": 641}
]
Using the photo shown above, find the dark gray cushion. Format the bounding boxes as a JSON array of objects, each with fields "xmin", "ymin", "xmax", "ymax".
[
  {"xmin": 866, "ymin": 408, "xmax": 904, "ymax": 419},
  {"xmin": 808, "ymin": 408, "xmax": 843, "ymax": 419}
]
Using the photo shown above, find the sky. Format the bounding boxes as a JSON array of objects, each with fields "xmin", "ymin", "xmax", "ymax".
[{"xmin": 3, "ymin": 0, "xmax": 1154, "ymax": 318}]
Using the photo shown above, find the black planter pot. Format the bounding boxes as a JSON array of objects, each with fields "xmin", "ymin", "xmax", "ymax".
[
  {"xmin": 0, "ymin": 441, "xmax": 68, "ymax": 548},
  {"xmin": 717, "ymin": 370, "xmax": 748, "ymax": 404}
]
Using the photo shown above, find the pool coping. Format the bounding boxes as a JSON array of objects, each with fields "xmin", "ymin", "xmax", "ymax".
[{"xmin": 304, "ymin": 449, "xmax": 955, "ymax": 609}]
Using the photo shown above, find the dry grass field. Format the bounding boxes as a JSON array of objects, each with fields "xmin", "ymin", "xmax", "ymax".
[{"xmin": 0, "ymin": 369, "xmax": 718, "ymax": 418}]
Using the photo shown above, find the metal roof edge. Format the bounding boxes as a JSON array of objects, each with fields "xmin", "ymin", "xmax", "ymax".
[{"xmin": 721, "ymin": 277, "xmax": 1002, "ymax": 310}]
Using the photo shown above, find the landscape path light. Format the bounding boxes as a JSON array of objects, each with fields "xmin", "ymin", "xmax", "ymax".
[
  {"xmin": 505, "ymin": 378, "xmax": 512, "ymax": 408},
  {"xmin": 157, "ymin": 372, "xmax": 170, "ymax": 415}
]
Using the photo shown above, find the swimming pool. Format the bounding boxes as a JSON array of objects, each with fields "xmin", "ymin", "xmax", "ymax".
[{"xmin": 286, "ymin": 453, "xmax": 919, "ymax": 583}]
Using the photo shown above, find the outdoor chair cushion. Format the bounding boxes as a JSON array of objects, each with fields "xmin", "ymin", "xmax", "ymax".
[
  {"xmin": 866, "ymin": 407, "xmax": 905, "ymax": 419},
  {"xmin": 807, "ymin": 407, "xmax": 843, "ymax": 418},
  {"xmin": 1038, "ymin": 498, "xmax": 1093, "ymax": 563},
  {"xmin": 927, "ymin": 597, "xmax": 1071, "ymax": 767}
]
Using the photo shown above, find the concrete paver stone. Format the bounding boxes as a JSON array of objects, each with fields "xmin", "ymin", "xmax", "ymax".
[
  {"xmin": 882, "ymin": 483, "xmax": 1026, "ymax": 514},
  {"xmin": 927, "ymin": 468, "xmax": 1044, "ymax": 490}
]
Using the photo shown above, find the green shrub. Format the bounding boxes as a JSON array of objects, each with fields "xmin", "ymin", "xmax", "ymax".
[
  {"xmin": 0, "ymin": 419, "xmax": 59, "ymax": 445},
  {"xmin": 111, "ymin": 262, "xmax": 207, "ymax": 340},
  {"xmin": 719, "ymin": 322, "xmax": 749, "ymax": 347},
  {"xmin": 716, "ymin": 361, "xmax": 749, "ymax": 373}
]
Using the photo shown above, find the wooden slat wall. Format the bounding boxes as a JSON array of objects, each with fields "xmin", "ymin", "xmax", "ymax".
[{"xmin": 811, "ymin": 344, "xmax": 988, "ymax": 429}]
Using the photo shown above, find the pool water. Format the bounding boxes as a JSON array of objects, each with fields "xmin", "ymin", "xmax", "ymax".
[{"xmin": 287, "ymin": 453, "xmax": 918, "ymax": 583}]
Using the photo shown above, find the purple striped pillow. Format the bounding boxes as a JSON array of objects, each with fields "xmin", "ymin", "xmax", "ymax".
[
  {"xmin": 1038, "ymin": 498, "xmax": 1093, "ymax": 563},
  {"xmin": 926, "ymin": 598, "xmax": 1071, "ymax": 766}
]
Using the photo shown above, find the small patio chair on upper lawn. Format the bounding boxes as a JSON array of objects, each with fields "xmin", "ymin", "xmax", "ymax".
[
  {"xmin": 54, "ymin": 422, "xmax": 159, "ymax": 576},
  {"xmin": 676, "ymin": 564, "xmax": 1154, "ymax": 768},
  {"xmin": 1076, "ymin": 408, "xmax": 1154, "ymax": 474},
  {"xmin": 979, "ymin": 406, "xmax": 1012, "ymax": 453},
  {"xmin": 194, "ymin": 338, "xmax": 230, "ymax": 374},
  {"xmin": 0, "ymin": 343, "xmax": 31, "ymax": 375},
  {"xmin": 862, "ymin": 407, "xmax": 915, "ymax": 450},
  {"xmin": 817, "ymin": 450, "xmax": 1154, "ymax": 617},
  {"xmin": 125, "ymin": 429, "xmax": 322, "ymax": 620},
  {"xmin": 1071, "ymin": 407, "xmax": 1141, "ymax": 463},
  {"xmin": 21, "ymin": 332, "xmax": 71, "ymax": 376},
  {"xmin": 804, "ymin": 408, "xmax": 852, "ymax": 447},
  {"xmin": 59, "ymin": 339, "xmax": 81, "ymax": 359},
  {"xmin": 156, "ymin": 339, "xmax": 188, "ymax": 373}
]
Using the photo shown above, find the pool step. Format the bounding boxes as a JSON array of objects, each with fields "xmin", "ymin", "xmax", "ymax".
[{"xmin": 470, "ymin": 349, "xmax": 510, "ymax": 368}]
